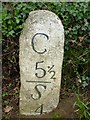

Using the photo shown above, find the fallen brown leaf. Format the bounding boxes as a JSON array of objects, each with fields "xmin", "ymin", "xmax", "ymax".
[{"xmin": 4, "ymin": 106, "xmax": 13, "ymax": 113}]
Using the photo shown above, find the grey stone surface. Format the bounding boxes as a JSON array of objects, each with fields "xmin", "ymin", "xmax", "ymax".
[{"xmin": 19, "ymin": 10, "xmax": 64, "ymax": 115}]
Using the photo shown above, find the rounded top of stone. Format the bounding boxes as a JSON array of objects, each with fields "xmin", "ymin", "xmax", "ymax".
[
  {"xmin": 29, "ymin": 10, "xmax": 60, "ymax": 19},
  {"xmin": 20, "ymin": 10, "xmax": 64, "ymax": 41},
  {"xmin": 28, "ymin": 10, "xmax": 63, "ymax": 30},
  {"xmin": 29, "ymin": 10, "xmax": 58, "ymax": 15}
]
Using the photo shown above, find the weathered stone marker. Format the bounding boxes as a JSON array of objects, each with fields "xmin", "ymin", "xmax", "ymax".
[{"xmin": 19, "ymin": 10, "xmax": 64, "ymax": 115}]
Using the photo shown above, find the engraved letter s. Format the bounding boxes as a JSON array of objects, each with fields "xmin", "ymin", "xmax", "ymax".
[{"xmin": 31, "ymin": 84, "xmax": 46, "ymax": 100}]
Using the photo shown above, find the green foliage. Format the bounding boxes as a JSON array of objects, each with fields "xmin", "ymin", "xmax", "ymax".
[
  {"xmin": 2, "ymin": 3, "xmax": 90, "ymax": 38},
  {"xmin": 2, "ymin": 2, "xmax": 90, "ymax": 90},
  {"xmin": 74, "ymin": 95, "xmax": 90, "ymax": 120},
  {"xmin": 52, "ymin": 113, "xmax": 61, "ymax": 120},
  {"xmin": 2, "ymin": 3, "xmax": 38, "ymax": 37},
  {"xmin": 81, "ymin": 76, "xmax": 90, "ymax": 89},
  {"xmin": 2, "ymin": 2, "xmax": 90, "ymax": 119},
  {"xmin": 2, "ymin": 92, "xmax": 9, "ymax": 97}
]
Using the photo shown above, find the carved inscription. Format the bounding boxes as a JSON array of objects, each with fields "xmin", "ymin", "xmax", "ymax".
[
  {"xmin": 32, "ymin": 33, "xmax": 49, "ymax": 54},
  {"xmin": 31, "ymin": 84, "xmax": 46, "ymax": 100},
  {"xmin": 35, "ymin": 104, "xmax": 43, "ymax": 114},
  {"xmin": 20, "ymin": 10, "xmax": 64, "ymax": 115},
  {"xmin": 26, "ymin": 33, "xmax": 56, "ymax": 114},
  {"xmin": 35, "ymin": 61, "xmax": 46, "ymax": 78},
  {"xmin": 48, "ymin": 65, "xmax": 56, "ymax": 80}
]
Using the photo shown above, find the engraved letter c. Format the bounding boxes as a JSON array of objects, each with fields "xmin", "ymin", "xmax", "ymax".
[{"xmin": 32, "ymin": 33, "xmax": 49, "ymax": 54}]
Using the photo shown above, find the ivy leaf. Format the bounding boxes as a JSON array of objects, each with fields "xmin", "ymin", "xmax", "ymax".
[
  {"xmin": 16, "ymin": 18, "xmax": 20, "ymax": 24},
  {"xmin": 85, "ymin": 39, "xmax": 90, "ymax": 44}
]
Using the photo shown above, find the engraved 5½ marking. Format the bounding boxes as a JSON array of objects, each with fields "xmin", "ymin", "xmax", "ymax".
[
  {"xmin": 35, "ymin": 61, "xmax": 46, "ymax": 78},
  {"xmin": 32, "ymin": 33, "xmax": 49, "ymax": 54},
  {"xmin": 35, "ymin": 61, "xmax": 56, "ymax": 79},
  {"xmin": 48, "ymin": 65, "xmax": 56, "ymax": 79},
  {"xmin": 49, "ymin": 71, "xmax": 56, "ymax": 79}
]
